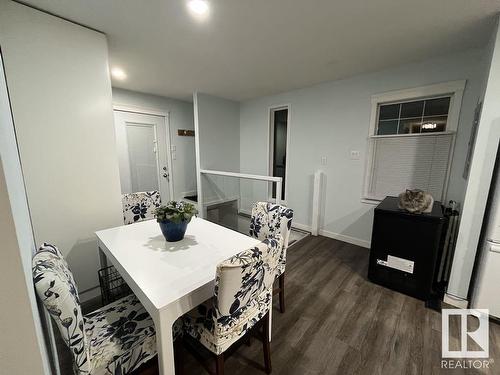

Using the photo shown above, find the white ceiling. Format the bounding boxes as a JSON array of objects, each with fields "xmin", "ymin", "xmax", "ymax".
[{"xmin": 21, "ymin": 0, "xmax": 500, "ymax": 101}]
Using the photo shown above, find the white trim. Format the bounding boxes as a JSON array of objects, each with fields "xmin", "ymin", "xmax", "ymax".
[
  {"xmin": 79, "ymin": 286, "xmax": 102, "ymax": 303},
  {"xmin": 311, "ymin": 170, "xmax": 323, "ymax": 236},
  {"xmin": 319, "ymin": 229, "xmax": 371, "ymax": 248},
  {"xmin": 113, "ymin": 103, "xmax": 168, "ymax": 118},
  {"xmin": 204, "ymin": 195, "xmax": 239, "ymax": 207},
  {"xmin": 238, "ymin": 207, "xmax": 252, "ymax": 216},
  {"xmin": 180, "ymin": 190, "xmax": 197, "ymax": 198},
  {"xmin": 292, "ymin": 222, "xmax": 312, "ymax": 232},
  {"xmin": 193, "ymin": 92, "xmax": 204, "ymax": 217},
  {"xmin": 443, "ymin": 293, "xmax": 469, "ymax": 308},
  {"xmin": 361, "ymin": 198, "xmax": 382, "ymax": 205},
  {"xmin": 363, "ymin": 80, "xmax": 466, "ymax": 202},
  {"xmin": 113, "ymin": 104, "xmax": 175, "ymax": 201},
  {"xmin": 268, "ymin": 104, "xmax": 291, "ymax": 202},
  {"xmin": 201, "ymin": 169, "xmax": 282, "ymax": 204},
  {"xmin": 369, "ymin": 130, "xmax": 456, "ymax": 139},
  {"xmin": 290, "ymin": 221, "xmax": 370, "ymax": 248},
  {"xmin": 200, "ymin": 169, "xmax": 282, "ymax": 183}
]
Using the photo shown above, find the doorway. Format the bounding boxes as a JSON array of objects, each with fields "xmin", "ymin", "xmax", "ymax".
[
  {"xmin": 269, "ymin": 106, "xmax": 289, "ymax": 201},
  {"xmin": 114, "ymin": 109, "xmax": 173, "ymax": 202}
]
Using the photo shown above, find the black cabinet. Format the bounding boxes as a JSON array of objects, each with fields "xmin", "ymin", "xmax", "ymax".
[{"xmin": 368, "ymin": 196, "xmax": 446, "ymax": 301}]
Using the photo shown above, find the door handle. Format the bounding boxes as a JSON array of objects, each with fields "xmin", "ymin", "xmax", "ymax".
[{"xmin": 163, "ymin": 173, "xmax": 169, "ymax": 179}]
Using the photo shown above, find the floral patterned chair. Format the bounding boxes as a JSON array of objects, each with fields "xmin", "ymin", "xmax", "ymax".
[
  {"xmin": 249, "ymin": 202, "xmax": 294, "ymax": 313},
  {"xmin": 32, "ymin": 243, "xmax": 181, "ymax": 375},
  {"xmin": 182, "ymin": 236, "xmax": 284, "ymax": 375},
  {"xmin": 122, "ymin": 191, "xmax": 161, "ymax": 225}
]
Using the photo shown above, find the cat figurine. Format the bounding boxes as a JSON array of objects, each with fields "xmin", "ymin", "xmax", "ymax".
[{"xmin": 398, "ymin": 189, "xmax": 434, "ymax": 214}]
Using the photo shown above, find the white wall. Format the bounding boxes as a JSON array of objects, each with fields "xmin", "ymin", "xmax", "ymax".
[
  {"xmin": 112, "ymin": 88, "xmax": 197, "ymax": 198},
  {"xmin": 448, "ymin": 19, "xmax": 500, "ymax": 300},
  {"xmin": 0, "ymin": 1, "xmax": 123, "ymax": 299},
  {"xmin": 0, "ymin": 161, "xmax": 48, "ymax": 375},
  {"xmin": 240, "ymin": 48, "xmax": 487, "ymax": 246},
  {"xmin": 0, "ymin": 47, "xmax": 50, "ymax": 375},
  {"xmin": 194, "ymin": 93, "xmax": 240, "ymax": 212}
]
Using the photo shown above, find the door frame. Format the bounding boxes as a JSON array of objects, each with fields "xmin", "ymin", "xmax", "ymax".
[
  {"xmin": 267, "ymin": 104, "xmax": 291, "ymax": 204},
  {"xmin": 113, "ymin": 104, "xmax": 174, "ymax": 201}
]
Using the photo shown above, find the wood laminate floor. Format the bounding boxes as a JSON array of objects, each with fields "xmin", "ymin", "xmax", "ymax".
[{"xmin": 136, "ymin": 235, "xmax": 500, "ymax": 375}]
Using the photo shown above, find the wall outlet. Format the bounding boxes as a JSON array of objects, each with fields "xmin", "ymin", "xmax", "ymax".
[
  {"xmin": 321, "ymin": 156, "xmax": 327, "ymax": 165},
  {"xmin": 350, "ymin": 150, "xmax": 361, "ymax": 160}
]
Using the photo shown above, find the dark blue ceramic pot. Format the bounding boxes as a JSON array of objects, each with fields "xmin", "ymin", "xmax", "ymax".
[{"xmin": 159, "ymin": 220, "xmax": 188, "ymax": 242}]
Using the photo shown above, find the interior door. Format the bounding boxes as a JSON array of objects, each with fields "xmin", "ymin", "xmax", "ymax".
[{"xmin": 114, "ymin": 110, "xmax": 172, "ymax": 202}]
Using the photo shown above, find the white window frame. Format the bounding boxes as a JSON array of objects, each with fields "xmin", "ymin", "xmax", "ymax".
[
  {"xmin": 362, "ymin": 80, "xmax": 466, "ymax": 204},
  {"xmin": 268, "ymin": 104, "xmax": 291, "ymax": 203}
]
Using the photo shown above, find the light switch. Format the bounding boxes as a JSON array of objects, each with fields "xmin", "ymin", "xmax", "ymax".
[
  {"xmin": 172, "ymin": 151, "xmax": 177, "ymax": 160},
  {"xmin": 171, "ymin": 145, "xmax": 176, "ymax": 151},
  {"xmin": 321, "ymin": 156, "xmax": 327, "ymax": 165},
  {"xmin": 350, "ymin": 150, "xmax": 360, "ymax": 160}
]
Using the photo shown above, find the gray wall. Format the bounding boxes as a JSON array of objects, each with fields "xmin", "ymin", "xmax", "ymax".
[
  {"xmin": 194, "ymin": 93, "xmax": 240, "ymax": 210},
  {"xmin": 239, "ymin": 48, "xmax": 487, "ymax": 246},
  {"xmin": 112, "ymin": 88, "xmax": 197, "ymax": 198},
  {"xmin": 448, "ymin": 18, "xmax": 500, "ymax": 300},
  {"xmin": 0, "ymin": 2, "xmax": 123, "ymax": 300}
]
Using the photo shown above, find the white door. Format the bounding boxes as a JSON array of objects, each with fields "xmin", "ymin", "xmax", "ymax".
[
  {"xmin": 472, "ymin": 242, "xmax": 500, "ymax": 319},
  {"xmin": 114, "ymin": 110, "xmax": 172, "ymax": 202}
]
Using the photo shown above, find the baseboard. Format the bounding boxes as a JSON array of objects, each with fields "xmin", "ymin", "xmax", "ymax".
[
  {"xmin": 443, "ymin": 293, "xmax": 469, "ymax": 308},
  {"xmin": 319, "ymin": 229, "xmax": 371, "ymax": 248},
  {"xmin": 180, "ymin": 190, "xmax": 197, "ymax": 199},
  {"xmin": 292, "ymin": 222, "xmax": 312, "ymax": 233},
  {"xmin": 203, "ymin": 195, "xmax": 240, "ymax": 207},
  {"xmin": 79, "ymin": 286, "xmax": 101, "ymax": 303},
  {"xmin": 238, "ymin": 208, "xmax": 252, "ymax": 216},
  {"xmin": 273, "ymin": 221, "xmax": 369, "ymax": 248}
]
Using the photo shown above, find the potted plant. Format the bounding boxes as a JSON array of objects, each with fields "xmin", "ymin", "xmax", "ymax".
[{"xmin": 154, "ymin": 201, "xmax": 198, "ymax": 242}]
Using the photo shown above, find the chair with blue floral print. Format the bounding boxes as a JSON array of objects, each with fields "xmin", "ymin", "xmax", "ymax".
[
  {"xmin": 249, "ymin": 202, "xmax": 294, "ymax": 313},
  {"xmin": 182, "ymin": 236, "xmax": 284, "ymax": 375},
  {"xmin": 32, "ymin": 243, "xmax": 181, "ymax": 375},
  {"xmin": 122, "ymin": 191, "xmax": 161, "ymax": 225}
]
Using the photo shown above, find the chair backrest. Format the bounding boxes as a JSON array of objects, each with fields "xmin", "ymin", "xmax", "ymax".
[
  {"xmin": 214, "ymin": 236, "xmax": 283, "ymax": 325},
  {"xmin": 32, "ymin": 243, "xmax": 90, "ymax": 374},
  {"xmin": 249, "ymin": 201, "xmax": 294, "ymax": 251},
  {"xmin": 122, "ymin": 190, "xmax": 161, "ymax": 225}
]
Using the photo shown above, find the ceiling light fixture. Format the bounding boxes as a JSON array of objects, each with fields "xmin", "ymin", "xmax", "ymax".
[
  {"xmin": 187, "ymin": 0, "xmax": 210, "ymax": 19},
  {"xmin": 111, "ymin": 67, "xmax": 127, "ymax": 81}
]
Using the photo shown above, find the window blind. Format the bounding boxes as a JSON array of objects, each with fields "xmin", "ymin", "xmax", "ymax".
[{"xmin": 366, "ymin": 133, "xmax": 453, "ymax": 201}]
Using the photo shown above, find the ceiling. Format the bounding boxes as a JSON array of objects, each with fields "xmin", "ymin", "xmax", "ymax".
[{"xmin": 21, "ymin": 0, "xmax": 500, "ymax": 101}]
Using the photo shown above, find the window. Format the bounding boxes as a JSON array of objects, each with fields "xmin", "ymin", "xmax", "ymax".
[
  {"xmin": 364, "ymin": 81, "xmax": 465, "ymax": 202},
  {"xmin": 269, "ymin": 106, "xmax": 289, "ymax": 201},
  {"xmin": 377, "ymin": 96, "xmax": 450, "ymax": 135}
]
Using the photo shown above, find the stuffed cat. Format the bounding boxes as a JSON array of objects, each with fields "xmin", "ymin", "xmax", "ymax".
[{"xmin": 398, "ymin": 189, "xmax": 434, "ymax": 214}]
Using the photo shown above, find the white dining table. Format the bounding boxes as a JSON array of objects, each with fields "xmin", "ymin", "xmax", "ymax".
[{"xmin": 95, "ymin": 217, "xmax": 261, "ymax": 375}]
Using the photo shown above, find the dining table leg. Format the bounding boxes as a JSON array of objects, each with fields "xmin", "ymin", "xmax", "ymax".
[
  {"xmin": 153, "ymin": 309, "xmax": 178, "ymax": 375},
  {"xmin": 98, "ymin": 246, "xmax": 108, "ymax": 268}
]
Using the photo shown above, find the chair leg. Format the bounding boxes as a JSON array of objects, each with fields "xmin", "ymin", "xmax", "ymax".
[
  {"xmin": 262, "ymin": 313, "xmax": 272, "ymax": 374},
  {"xmin": 279, "ymin": 273, "xmax": 285, "ymax": 314},
  {"xmin": 174, "ymin": 339, "xmax": 183, "ymax": 375},
  {"xmin": 215, "ymin": 353, "xmax": 224, "ymax": 375}
]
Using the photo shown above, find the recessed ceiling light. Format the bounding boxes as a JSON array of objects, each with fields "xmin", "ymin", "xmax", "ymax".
[
  {"xmin": 111, "ymin": 67, "xmax": 127, "ymax": 80},
  {"xmin": 187, "ymin": 0, "xmax": 210, "ymax": 19}
]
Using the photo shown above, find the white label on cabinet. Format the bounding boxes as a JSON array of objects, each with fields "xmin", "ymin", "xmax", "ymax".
[{"xmin": 387, "ymin": 255, "xmax": 414, "ymax": 274}]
